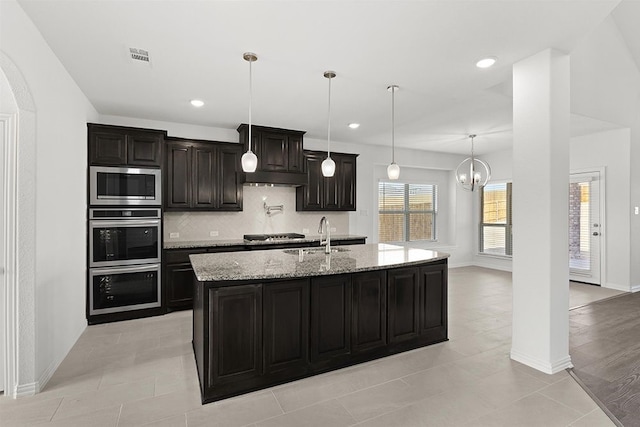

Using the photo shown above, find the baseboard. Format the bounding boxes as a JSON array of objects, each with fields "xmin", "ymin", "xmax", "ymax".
[
  {"xmin": 15, "ymin": 382, "xmax": 37, "ymax": 398},
  {"xmin": 511, "ymin": 349, "xmax": 573, "ymax": 374},
  {"xmin": 604, "ymin": 282, "xmax": 631, "ymax": 292},
  {"xmin": 448, "ymin": 261, "xmax": 473, "ymax": 269},
  {"xmin": 632, "ymin": 284, "xmax": 640, "ymax": 293},
  {"xmin": 473, "ymin": 257, "xmax": 512, "ymax": 272}
]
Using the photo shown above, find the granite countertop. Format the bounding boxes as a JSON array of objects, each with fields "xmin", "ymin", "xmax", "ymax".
[
  {"xmin": 190, "ymin": 243, "xmax": 449, "ymax": 282},
  {"xmin": 163, "ymin": 234, "xmax": 367, "ymax": 250}
]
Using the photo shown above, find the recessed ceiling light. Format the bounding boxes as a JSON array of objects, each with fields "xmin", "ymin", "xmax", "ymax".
[
  {"xmin": 190, "ymin": 99, "xmax": 204, "ymax": 107},
  {"xmin": 348, "ymin": 123, "xmax": 360, "ymax": 129},
  {"xmin": 476, "ymin": 57, "xmax": 497, "ymax": 69}
]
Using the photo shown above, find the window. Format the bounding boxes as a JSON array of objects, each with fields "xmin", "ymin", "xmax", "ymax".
[
  {"xmin": 480, "ymin": 182, "xmax": 512, "ymax": 256},
  {"xmin": 378, "ymin": 182, "xmax": 437, "ymax": 242}
]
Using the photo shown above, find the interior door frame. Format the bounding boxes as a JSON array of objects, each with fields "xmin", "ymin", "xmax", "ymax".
[
  {"xmin": 1, "ymin": 112, "xmax": 17, "ymax": 397},
  {"xmin": 569, "ymin": 167, "xmax": 606, "ymax": 287}
]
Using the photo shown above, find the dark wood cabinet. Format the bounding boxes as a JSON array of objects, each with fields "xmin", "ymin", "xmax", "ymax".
[
  {"xmin": 296, "ymin": 150, "xmax": 358, "ymax": 211},
  {"xmin": 352, "ymin": 271, "xmax": 387, "ymax": 353},
  {"xmin": 419, "ymin": 263, "xmax": 448, "ymax": 342},
  {"xmin": 209, "ymin": 284, "xmax": 263, "ymax": 386},
  {"xmin": 387, "ymin": 267, "xmax": 420, "ymax": 344},
  {"xmin": 88, "ymin": 123, "xmax": 164, "ymax": 167},
  {"xmin": 263, "ymin": 280, "xmax": 309, "ymax": 376},
  {"xmin": 310, "ymin": 275, "xmax": 352, "ymax": 367},
  {"xmin": 237, "ymin": 124, "xmax": 305, "ymax": 173},
  {"xmin": 193, "ymin": 259, "xmax": 447, "ymax": 403},
  {"xmin": 165, "ymin": 138, "xmax": 242, "ymax": 211}
]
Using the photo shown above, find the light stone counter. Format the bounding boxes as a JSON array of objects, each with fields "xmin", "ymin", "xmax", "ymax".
[{"xmin": 190, "ymin": 243, "xmax": 449, "ymax": 282}]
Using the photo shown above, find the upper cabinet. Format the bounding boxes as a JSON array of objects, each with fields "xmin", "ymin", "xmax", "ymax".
[
  {"xmin": 237, "ymin": 124, "xmax": 305, "ymax": 173},
  {"xmin": 165, "ymin": 138, "xmax": 243, "ymax": 211},
  {"xmin": 296, "ymin": 150, "xmax": 358, "ymax": 211},
  {"xmin": 88, "ymin": 123, "xmax": 165, "ymax": 167}
]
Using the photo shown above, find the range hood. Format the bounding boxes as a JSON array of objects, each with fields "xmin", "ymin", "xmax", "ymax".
[{"xmin": 242, "ymin": 170, "xmax": 307, "ymax": 186}]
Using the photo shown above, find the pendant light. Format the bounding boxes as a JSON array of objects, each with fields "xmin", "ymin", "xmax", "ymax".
[
  {"xmin": 321, "ymin": 71, "xmax": 336, "ymax": 177},
  {"xmin": 387, "ymin": 85, "xmax": 400, "ymax": 180},
  {"xmin": 241, "ymin": 52, "xmax": 258, "ymax": 173},
  {"xmin": 455, "ymin": 134, "xmax": 491, "ymax": 191}
]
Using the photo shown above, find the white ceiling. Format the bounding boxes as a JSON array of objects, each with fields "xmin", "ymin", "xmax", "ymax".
[{"xmin": 17, "ymin": 0, "xmax": 637, "ymax": 155}]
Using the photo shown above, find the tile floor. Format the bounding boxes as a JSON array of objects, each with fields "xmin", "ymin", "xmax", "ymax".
[{"xmin": 0, "ymin": 267, "xmax": 622, "ymax": 426}]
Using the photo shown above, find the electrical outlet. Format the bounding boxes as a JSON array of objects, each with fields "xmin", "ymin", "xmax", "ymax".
[
  {"xmin": 169, "ymin": 232, "xmax": 179, "ymax": 239},
  {"xmin": 302, "ymin": 228, "xmax": 309, "ymax": 234},
  {"xmin": 210, "ymin": 230, "xmax": 219, "ymax": 237},
  {"xmin": 635, "ymin": 206, "xmax": 639, "ymax": 215}
]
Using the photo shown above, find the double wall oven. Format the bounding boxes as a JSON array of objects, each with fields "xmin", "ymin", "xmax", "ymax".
[{"xmin": 88, "ymin": 166, "xmax": 162, "ymax": 319}]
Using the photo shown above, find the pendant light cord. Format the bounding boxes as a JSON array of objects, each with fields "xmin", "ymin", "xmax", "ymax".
[
  {"xmin": 327, "ymin": 74, "xmax": 332, "ymax": 157},
  {"xmin": 391, "ymin": 87, "xmax": 395, "ymax": 163},
  {"xmin": 248, "ymin": 58, "xmax": 253, "ymax": 152}
]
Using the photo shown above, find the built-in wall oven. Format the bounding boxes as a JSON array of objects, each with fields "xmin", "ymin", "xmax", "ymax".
[
  {"xmin": 90, "ymin": 166, "xmax": 162, "ymax": 206},
  {"xmin": 88, "ymin": 207, "xmax": 161, "ymax": 316}
]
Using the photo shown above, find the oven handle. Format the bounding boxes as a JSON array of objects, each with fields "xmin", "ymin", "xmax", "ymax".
[
  {"xmin": 90, "ymin": 219, "xmax": 161, "ymax": 228},
  {"xmin": 90, "ymin": 263, "xmax": 161, "ymax": 275}
]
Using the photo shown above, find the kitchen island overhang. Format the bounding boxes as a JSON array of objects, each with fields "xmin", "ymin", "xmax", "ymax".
[{"xmin": 190, "ymin": 243, "xmax": 449, "ymax": 404}]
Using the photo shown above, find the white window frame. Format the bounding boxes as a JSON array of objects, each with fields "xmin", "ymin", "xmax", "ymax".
[
  {"xmin": 378, "ymin": 181, "xmax": 438, "ymax": 243},
  {"xmin": 479, "ymin": 181, "xmax": 513, "ymax": 257}
]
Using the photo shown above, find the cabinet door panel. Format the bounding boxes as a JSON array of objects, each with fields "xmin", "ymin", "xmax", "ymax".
[
  {"xmin": 166, "ymin": 143, "xmax": 191, "ymax": 209},
  {"xmin": 127, "ymin": 133, "xmax": 162, "ymax": 166},
  {"xmin": 165, "ymin": 263, "xmax": 194, "ymax": 309},
  {"xmin": 260, "ymin": 133, "xmax": 288, "ymax": 171},
  {"xmin": 297, "ymin": 153, "xmax": 323, "ymax": 210},
  {"xmin": 264, "ymin": 280, "xmax": 309, "ymax": 375},
  {"xmin": 310, "ymin": 275, "xmax": 351, "ymax": 363},
  {"xmin": 192, "ymin": 144, "xmax": 216, "ymax": 208},
  {"xmin": 388, "ymin": 267, "xmax": 420, "ymax": 344},
  {"xmin": 420, "ymin": 263, "xmax": 448, "ymax": 334},
  {"xmin": 210, "ymin": 285, "xmax": 262, "ymax": 385},
  {"xmin": 218, "ymin": 145, "xmax": 243, "ymax": 210},
  {"xmin": 352, "ymin": 271, "xmax": 387, "ymax": 353},
  {"xmin": 338, "ymin": 155, "xmax": 357, "ymax": 211},
  {"xmin": 323, "ymin": 173, "xmax": 339, "ymax": 210},
  {"xmin": 89, "ymin": 131, "xmax": 127, "ymax": 165},
  {"xmin": 287, "ymin": 135, "xmax": 304, "ymax": 172}
]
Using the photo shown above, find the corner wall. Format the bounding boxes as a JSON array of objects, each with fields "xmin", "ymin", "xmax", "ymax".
[{"xmin": 1, "ymin": 0, "xmax": 98, "ymax": 393}]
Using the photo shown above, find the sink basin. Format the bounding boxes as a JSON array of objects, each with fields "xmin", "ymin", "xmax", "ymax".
[{"xmin": 282, "ymin": 247, "xmax": 350, "ymax": 255}]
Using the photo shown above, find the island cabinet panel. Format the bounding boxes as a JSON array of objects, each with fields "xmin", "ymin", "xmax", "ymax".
[
  {"xmin": 351, "ymin": 271, "xmax": 387, "ymax": 353},
  {"xmin": 310, "ymin": 275, "xmax": 352, "ymax": 367},
  {"xmin": 419, "ymin": 263, "xmax": 448, "ymax": 341},
  {"xmin": 209, "ymin": 285, "xmax": 262, "ymax": 387},
  {"xmin": 387, "ymin": 267, "xmax": 420, "ymax": 344},
  {"xmin": 263, "ymin": 280, "xmax": 310, "ymax": 376}
]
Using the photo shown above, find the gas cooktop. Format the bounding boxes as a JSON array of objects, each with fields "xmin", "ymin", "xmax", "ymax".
[{"xmin": 243, "ymin": 233, "xmax": 306, "ymax": 242}]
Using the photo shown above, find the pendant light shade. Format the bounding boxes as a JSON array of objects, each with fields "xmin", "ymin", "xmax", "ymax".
[
  {"xmin": 455, "ymin": 134, "xmax": 491, "ymax": 191},
  {"xmin": 242, "ymin": 52, "xmax": 258, "ymax": 173},
  {"xmin": 387, "ymin": 85, "xmax": 400, "ymax": 180},
  {"xmin": 322, "ymin": 71, "xmax": 336, "ymax": 178}
]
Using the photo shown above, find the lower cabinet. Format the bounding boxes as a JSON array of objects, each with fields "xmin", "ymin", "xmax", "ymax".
[
  {"xmin": 310, "ymin": 275, "xmax": 351, "ymax": 368},
  {"xmin": 264, "ymin": 280, "xmax": 309, "ymax": 376},
  {"xmin": 352, "ymin": 270, "xmax": 387, "ymax": 353},
  {"xmin": 193, "ymin": 260, "xmax": 447, "ymax": 403}
]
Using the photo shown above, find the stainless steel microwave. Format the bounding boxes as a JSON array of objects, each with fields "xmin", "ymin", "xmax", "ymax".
[{"xmin": 89, "ymin": 166, "xmax": 161, "ymax": 206}]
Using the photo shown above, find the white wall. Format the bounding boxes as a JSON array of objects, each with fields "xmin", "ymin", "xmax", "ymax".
[
  {"xmin": 1, "ymin": 0, "xmax": 99, "ymax": 393},
  {"xmin": 571, "ymin": 16, "xmax": 640, "ymax": 290}
]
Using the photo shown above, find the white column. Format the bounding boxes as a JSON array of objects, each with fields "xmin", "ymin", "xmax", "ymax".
[{"xmin": 511, "ymin": 49, "xmax": 572, "ymax": 374}]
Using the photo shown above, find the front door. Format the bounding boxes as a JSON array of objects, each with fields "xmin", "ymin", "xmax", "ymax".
[{"xmin": 569, "ymin": 171, "xmax": 602, "ymax": 285}]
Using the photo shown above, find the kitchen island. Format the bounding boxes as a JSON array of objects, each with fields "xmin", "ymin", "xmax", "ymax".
[{"xmin": 190, "ymin": 243, "xmax": 449, "ymax": 403}]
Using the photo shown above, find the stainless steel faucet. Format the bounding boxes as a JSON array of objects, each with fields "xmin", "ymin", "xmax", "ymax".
[{"xmin": 318, "ymin": 216, "xmax": 331, "ymax": 254}]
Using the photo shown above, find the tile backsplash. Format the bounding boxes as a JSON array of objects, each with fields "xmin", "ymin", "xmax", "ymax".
[{"xmin": 163, "ymin": 185, "xmax": 349, "ymax": 242}]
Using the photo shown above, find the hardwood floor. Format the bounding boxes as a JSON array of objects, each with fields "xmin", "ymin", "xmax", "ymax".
[{"xmin": 570, "ymin": 292, "xmax": 640, "ymax": 427}]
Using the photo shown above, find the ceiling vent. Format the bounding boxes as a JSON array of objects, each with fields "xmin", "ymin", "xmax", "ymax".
[{"xmin": 128, "ymin": 47, "xmax": 151, "ymax": 65}]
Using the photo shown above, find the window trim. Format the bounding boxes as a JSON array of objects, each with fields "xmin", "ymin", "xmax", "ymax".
[
  {"xmin": 479, "ymin": 181, "xmax": 513, "ymax": 257},
  {"xmin": 378, "ymin": 181, "xmax": 438, "ymax": 243}
]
